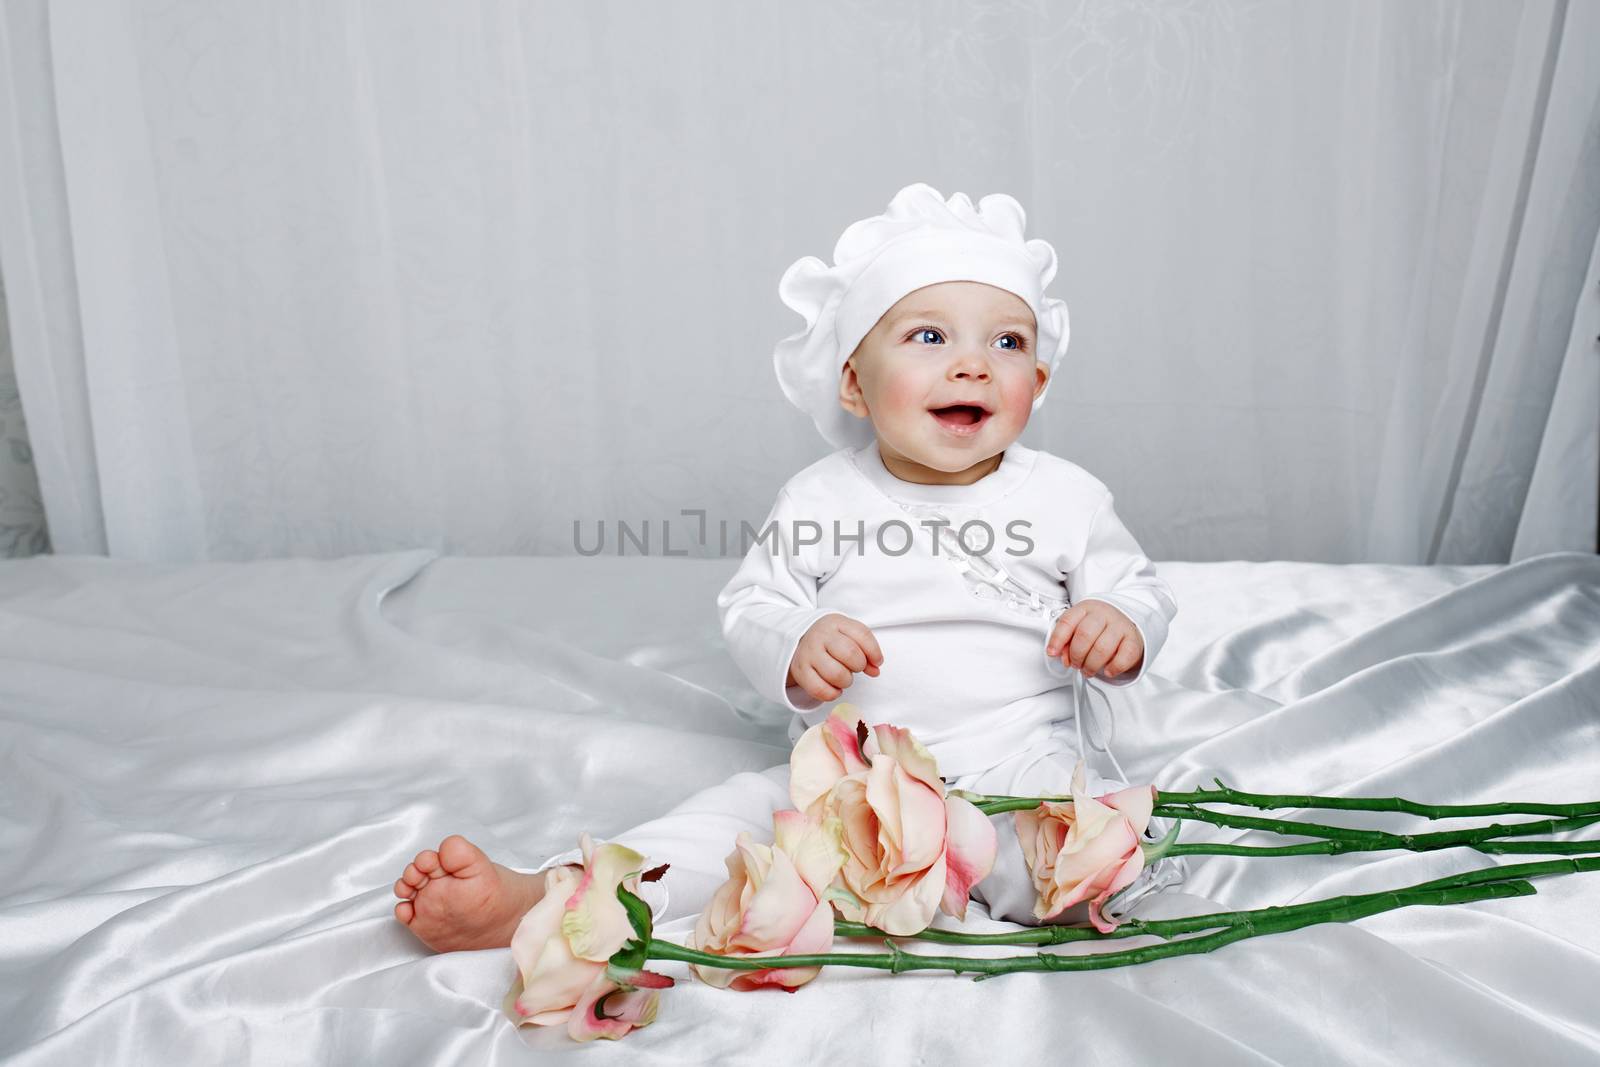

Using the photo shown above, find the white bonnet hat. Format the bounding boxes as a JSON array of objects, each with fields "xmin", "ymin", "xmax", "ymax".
[{"xmin": 773, "ymin": 182, "xmax": 1071, "ymax": 450}]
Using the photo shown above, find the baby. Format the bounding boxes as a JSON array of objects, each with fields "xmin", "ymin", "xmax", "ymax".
[{"xmin": 392, "ymin": 183, "xmax": 1182, "ymax": 952}]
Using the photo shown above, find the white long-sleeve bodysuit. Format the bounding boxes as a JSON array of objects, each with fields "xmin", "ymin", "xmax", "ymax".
[
  {"xmin": 718, "ymin": 437, "xmax": 1177, "ymax": 778},
  {"xmin": 529, "ymin": 438, "xmax": 1182, "ymax": 929}
]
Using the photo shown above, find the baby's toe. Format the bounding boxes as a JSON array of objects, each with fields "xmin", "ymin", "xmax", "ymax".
[
  {"xmin": 414, "ymin": 849, "xmax": 442, "ymax": 877},
  {"xmin": 401, "ymin": 862, "xmax": 427, "ymax": 889},
  {"xmin": 394, "ymin": 899, "xmax": 415, "ymax": 925},
  {"xmin": 436, "ymin": 834, "xmax": 487, "ymax": 876},
  {"xmin": 394, "ymin": 876, "xmax": 417, "ymax": 901}
]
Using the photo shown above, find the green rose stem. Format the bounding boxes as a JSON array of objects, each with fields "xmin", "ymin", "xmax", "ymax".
[
  {"xmin": 1145, "ymin": 806, "xmax": 1600, "ymax": 844},
  {"xmin": 964, "ymin": 795, "xmax": 1600, "ymax": 858},
  {"xmin": 1158, "ymin": 814, "xmax": 1600, "ymax": 859},
  {"xmin": 646, "ymin": 881, "xmax": 1531, "ymax": 980},
  {"xmin": 1160, "ymin": 781, "xmax": 1600, "ymax": 819},
  {"xmin": 961, "ymin": 780, "xmax": 1600, "ymax": 820},
  {"xmin": 643, "ymin": 883, "xmax": 1542, "ymax": 979},
  {"xmin": 637, "ymin": 857, "xmax": 1597, "ymax": 980},
  {"xmin": 1147, "ymin": 808, "xmax": 1600, "ymax": 858},
  {"xmin": 831, "ymin": 855, "xmax": 1600, "ymax": 947}
]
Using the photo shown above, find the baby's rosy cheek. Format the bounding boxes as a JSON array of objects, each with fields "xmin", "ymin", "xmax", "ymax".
[
  {"xmin": 996, "ymin": 382, "xmax": 1035, "ymax": 420},
  {"xmin": 881, "ymin": 375, "xmax": 927, "ymax": 417}
]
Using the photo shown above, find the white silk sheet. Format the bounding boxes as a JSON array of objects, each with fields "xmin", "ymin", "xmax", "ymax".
[{"xmin": 0, "ymin": 549, "xmax": 1596, "ymax": 1064}]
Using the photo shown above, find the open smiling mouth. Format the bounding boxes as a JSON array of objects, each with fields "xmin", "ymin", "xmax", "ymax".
[{"xmin": 928, "ymin": 403, "xmax": 991, "ymax": 435}]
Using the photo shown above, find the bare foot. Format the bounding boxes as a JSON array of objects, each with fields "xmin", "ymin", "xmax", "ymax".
[{"xmin": 392, "ymin": 834, "xmax": 560, "ymax": 952}]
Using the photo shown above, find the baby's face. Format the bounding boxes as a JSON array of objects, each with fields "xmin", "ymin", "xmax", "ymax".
[{"xmin": 839, "ymin": 281, "xmax": 1048, "ymax": 484}]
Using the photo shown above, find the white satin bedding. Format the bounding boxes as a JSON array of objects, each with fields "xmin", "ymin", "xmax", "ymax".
[{"xmin": 0, "ymin": 549, "xmax": 1596, "ymax": 1064}]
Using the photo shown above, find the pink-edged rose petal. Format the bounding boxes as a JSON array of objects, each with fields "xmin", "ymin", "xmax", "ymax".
[
  {"xmin": 561, "ymin": 840, "xmax": 649, "ymax": 961},
  {"xmin": 940, "ymin": 795, "xmax": 998, "ymax": 920},
  {"xmin": 568, "ymin": 972, "xmax": 661, "ymax": 1042}
]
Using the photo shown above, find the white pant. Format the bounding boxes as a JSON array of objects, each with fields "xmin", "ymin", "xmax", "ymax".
[{"xmin": 527, "ymin": 715, "xmax": 1186, "ymax": 929}]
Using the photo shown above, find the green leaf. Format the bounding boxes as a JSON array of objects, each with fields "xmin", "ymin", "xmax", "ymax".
[
  {"xmin": 616, "ymin": 884, "xmax": 653, "ymax": 943},
  {"xmin": 1140, "ymin": 817, "xmax": 1183, "ymax": 862},
  {"xmin": 605, "ymin": 938, "xmax": 648, "ymax": 987},
  {"xmin": 823, "ymin": 884, "xmax": 864, "ymax": 909}
]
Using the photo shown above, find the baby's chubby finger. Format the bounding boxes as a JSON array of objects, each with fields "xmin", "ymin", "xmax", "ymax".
[
  {"xmin": 1045, "ymin": 623, "xmax": 1071, "ymax": 659},
  {"xmin": 1067, "ymin": 616, "xmax": 1108, "ymax": 670},
  {"xmin": 822, "ymin": 633, "xmax": 869, "ymax": 676},
  {"xmin": 834, "ymin": 616, "xmax": 885, "ymax": 675},
  {"xmin": 858, "ymin": 642, "xmax": 881, "ymax": 677},
  {"xmin": 796, "ymin": 661, "xmax": 843, "ymax": 701},
  {"xmin": 1082, "ymin": 626, "xmax": 1125, "ymax": 677},
  {"xmin": 1044, "ymin": 604, "xmax": 1087, "ymax": 658}
]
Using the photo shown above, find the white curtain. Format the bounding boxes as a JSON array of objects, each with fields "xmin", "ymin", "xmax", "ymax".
[
  {"xmin": 0, "ymin": 270, "xmax": 51, "ymax": 556},
  {"xmin": 0, "ymin": 0, "xmax": 1594, "ymax": 564}
]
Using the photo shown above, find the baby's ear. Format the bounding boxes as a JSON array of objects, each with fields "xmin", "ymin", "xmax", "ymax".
[
  {"xmin": 1033, "ymin": 360, "xmax": 1050, "ymax": 400},
  {"xmin": 837, "ymin": 360, "xmax": 870, "ymax": 417}
]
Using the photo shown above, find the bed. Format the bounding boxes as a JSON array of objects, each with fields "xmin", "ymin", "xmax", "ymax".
[{"xmin": 1, "ymin": 549, "xmax": 1596, "ymax": 1064}]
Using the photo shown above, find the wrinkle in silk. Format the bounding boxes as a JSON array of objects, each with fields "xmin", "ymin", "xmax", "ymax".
[{"xmin": 0, "ymin": 550, "xmax": 1596, "ymax": 1064}]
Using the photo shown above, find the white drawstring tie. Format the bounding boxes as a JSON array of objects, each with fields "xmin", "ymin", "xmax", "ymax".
[{"xmin": 882, "ymin": 498, "xmax": 1184, "ymax": 920}]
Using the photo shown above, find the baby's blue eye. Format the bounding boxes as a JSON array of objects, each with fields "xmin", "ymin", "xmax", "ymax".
[{"xmin": 906, "ymin": 327, "xmax": 1027, "ymax": 351}]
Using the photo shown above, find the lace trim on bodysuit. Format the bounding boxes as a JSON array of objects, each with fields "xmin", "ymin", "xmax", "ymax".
[{"xmin": 891, "ymin": 498, "xmax": 1068, "ymax": 622}]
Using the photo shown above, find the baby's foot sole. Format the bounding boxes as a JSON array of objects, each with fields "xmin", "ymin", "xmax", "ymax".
[{"xmin": 392, "ymin": 834, "xmax": 548, "ymax": 952}]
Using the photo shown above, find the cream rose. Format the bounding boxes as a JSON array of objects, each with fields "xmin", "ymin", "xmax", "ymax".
[
  {"xmin": 504, "ymin": 833, "xmax": 673, "ymax": 1041},
  {"xmin": 689, "ymin": 808, "xmax": 848, "ymax": 990},
  {"xmin": 1015, "ymin": 777, "xmax": 1156, "ymax": 932},
  {"xmin": 789, "ymin": 703, "xmax": 997, "ymax": 936}
]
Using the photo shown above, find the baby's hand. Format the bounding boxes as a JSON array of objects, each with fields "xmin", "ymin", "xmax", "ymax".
[
  {"xmin": 1046, "ymin": 601, "xmax": 1144, "ymax": 680},
  {"xmin": 785, "ymin": 613, "xmax": 884, "ymax": 702}
]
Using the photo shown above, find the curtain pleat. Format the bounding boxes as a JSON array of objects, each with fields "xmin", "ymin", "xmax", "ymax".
[{"xmin": 0, "ymin": 0, "xmax": 1593, "ymax": 563}]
